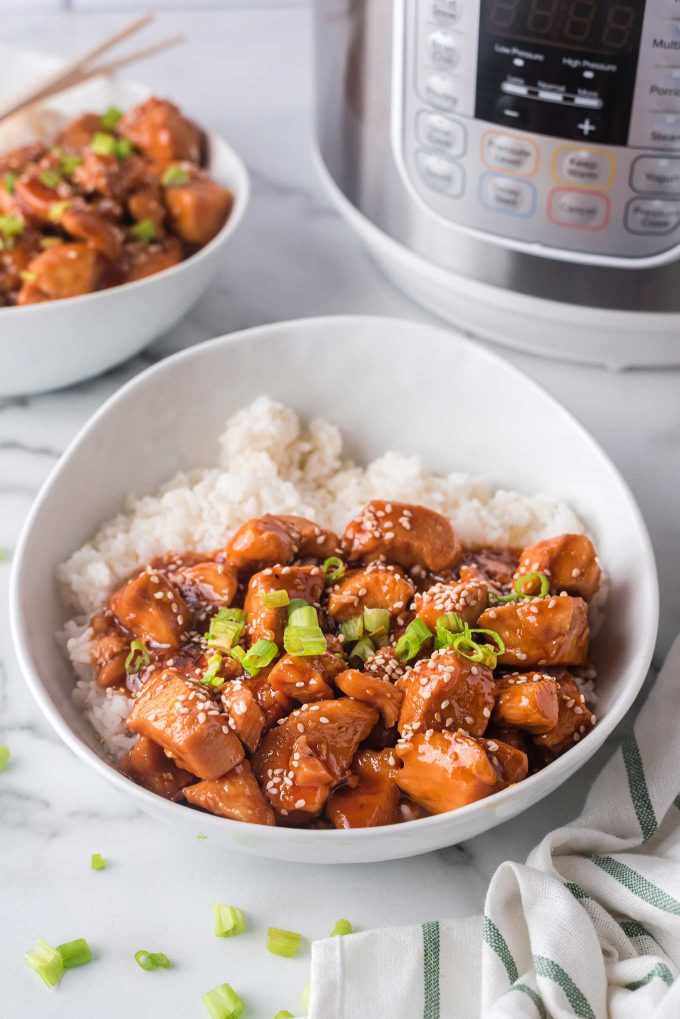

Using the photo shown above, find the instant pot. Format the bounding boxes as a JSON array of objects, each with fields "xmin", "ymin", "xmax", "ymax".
[{"xmin": 312, "ymin": 0, "xmax": 680, "ymax": 366}]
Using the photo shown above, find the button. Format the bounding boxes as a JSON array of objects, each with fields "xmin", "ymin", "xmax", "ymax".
[
  {"xmin": 625, "ymin": 198, "xmax": 680, "ymax": 235},
  {"xmin": 645, "ymin": 67, "xmax": 680, "ymax": 109},
  {"xmin": 417, "ymin": 111, "xmax": 466, "ymax": 156},
  {"xmin": 549, "ymin": 189, "xmax": 610, "ymax": 230},
  {"xmin": 576, "ymin": 116, "xmax": 599, "ymax": 136},
  {"xmin": 427, "ymin": 29, "xmax": 459, "ymax": 68},
  {"xmin": 481, "ymin": 131, "xmax": 538, "ymax": 176},
  {"xmin": 423, "ymin": 72, "xmax": 459, "ymax": 110},
  {"xmin": 553, "ymin": 147, "xmax": 614, "ymax": 189},
  {"xmin": 429, "ymin": 0, "xmax": 462, "ymax": 23},
  {"xmin": 494, "ymin": 96, "xmax": 529, "ymax": 127},
  {"xmin": 631, "ymin": 156, "xmax": 680, "ymax": 195},
  {"xmin": 479, "ymin": 174, "xmax": 536, "ymax": 217},
  {"xmin": 644, "ymin": 113, "xmax": 680, "ymax": 149},
  {"xmin": 416, "ymin": 151, "xmax": 465, "ymax": 195}
]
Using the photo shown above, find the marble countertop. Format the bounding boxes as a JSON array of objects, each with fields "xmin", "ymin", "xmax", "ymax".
[{"xmin": 1, "ymin": 6, "xmax": 679, "ymax": 1017}]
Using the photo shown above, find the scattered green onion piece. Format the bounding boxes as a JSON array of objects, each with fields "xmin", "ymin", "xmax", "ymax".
[
  {"xmin": 161, "ymin": 164, "xmax": 190, "ymax": 187},
  {"xmin": 129, "ymin": 218, "xmax": 158, "ymax": 242},
  {"xmin": 39, "ymin": 168, "xmax": 62, "ymax": 188},
  {"xmin": 301, "ymin": 983, "xmax": 311, "ymax": 1010},
  {"xmin": 286, "ymin": 598, "xmax": 309, "ymax": 617},
  {"xmin": 0, "ymin": 744, "xmax": 9, "ymax": 772},
  {"xmin": 197, "ymin": 834, "xmax": 207, "ymax": 840},
  {"xmin": 114, "ymin": 137, "xmax": 133, "ymax": 159},
  {"xmin": 0, "ymin": 213, "xmax": 24, "ymax": 244},
  {"xmin": 125, "ymin": 638, "xmax": 151, "ymax": 675},
  {"xmin": 202, "ymin": 653, "xmax": 224, "ymax": 686},
  {"xmin": 25, "ymin": 939, "xmax": 64, "ymax": 988},
  {"xmin": 434, "ymin": 612, "xmax": 465, "ymax": 650},
  {"xmin": 206, "ymin": 608, "xmax": 246, "ymax": 652},
  {"xmin": 100, "ymin": 105, "xmax": 123, "ymax": 131},
  {"xmin": 19, "ymin": 270, "xmax": 37, "ymax": 283},
  {"xmin": 331, "ymin": 918, "xmax": 353, "ymax": 937},
  {"xmin": 4, "ymin": 171, "xmax": 17, "ymax": 194},
  {"xmin": 273, "ymin": 1012, "xmax": 294, "ymax": 1019},
  {"xmin": 395, "ymin": 617, "xmax": 433, "ymax": 661},
  {"xmin": 363, "ymin": 607, "xmax": 390, "ymax": 643},
  {"xmin": 48, "ymin": 199, "xmax": 71, "ymax": 222},
  {"xmin": 91, "ymin": 131, "xmax": 116, "ymax": 156},
  {"xmin": 213, "ymin": 903, "xmax": 246, "ymax": 938},
  {"xmin": 514, "ymin": 571, "xmax": 550, "ymax": 598},
  {"xmin": 287, "ymin": 603, "xmax": 318, "ymax": 628},
  {"xmin": 237, "ymin": 638, "xmax": 279, "ymax": 676},
  {"xmin": 134, "ymin": 950, "xmax": 170, "ymax": 971},
  {"xmin": 59, "ymin": 153, "xmax": 82, "ymax": 176},
  {"xmin": 447, "ymin": 625, "xmax": 505, "ymax": 670},
  {"xmin": 283, "ymin": 625, "xmax": 327, "ymax": 657},
  {"xmin": 267, "ymin": 927, "xmax": 303, "ymax": 958},
  {"xmin": 470, "ymin": 627, "xmax": 506, "ymax": 656},
  {"xmin": 91, "ymin": 853, "xmax": 107, "ymax": 871},
  {"xmin": 348, "ymin": 636, "xmax": 375, "ymax": 664},
  {"xmin": 57, "ymin": 938, "xmax": 92, "ymax": 970},
  {"xmin": 322, "ymin": 556, "xmax": 346, "ymax": 583},
  {"xmin": 261, "ymin": 589, "xmax": 290, "ymax": 609},
  {"xmin": 339, "ymin": 615, "xmax": 363, "ymax": 643},
  {"xmin": 202, "ymin": 983, "xmax": 244, "ymax": 1019}
]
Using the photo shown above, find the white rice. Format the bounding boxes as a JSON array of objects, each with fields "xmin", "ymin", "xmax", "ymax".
[{"xmin": 58, "ymin": 397, "xmax": 589, "ymax": 759}]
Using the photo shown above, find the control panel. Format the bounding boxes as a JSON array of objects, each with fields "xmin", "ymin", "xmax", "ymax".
[{"xmin": 395, "ymin": 0, "xmax": 680, "ymax": 259}]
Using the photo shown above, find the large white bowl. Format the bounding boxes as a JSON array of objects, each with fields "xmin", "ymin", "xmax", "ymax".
[
  {"xmin": 0, "ymin": 46, "xmax": 249, "ymax": 396},
  {"xmin": 10, "ymin": 316, "xmax": 658, "ymax": 863}
]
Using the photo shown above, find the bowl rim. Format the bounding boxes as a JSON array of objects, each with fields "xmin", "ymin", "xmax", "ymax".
[
  {"xmin": 9, "ymin": 314, "xmax": 660, "ymax": 847},
  {"xmin": 0, "ymin": 45, "xmax": 250, "ymax": 316}
]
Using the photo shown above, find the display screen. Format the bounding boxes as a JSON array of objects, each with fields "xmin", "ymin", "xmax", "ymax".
[{"xmin": 483, "ymin": 0, "xmax": 645, "ymax": 56}]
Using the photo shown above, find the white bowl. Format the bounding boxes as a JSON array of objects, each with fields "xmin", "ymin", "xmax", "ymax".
[
  {"xmin": 0, "ymin": 46, "xmax": 249, "ymax": 396},
  {"xmin": 10, "ymin": 316, "xmax": 658, "ymax": 863}
]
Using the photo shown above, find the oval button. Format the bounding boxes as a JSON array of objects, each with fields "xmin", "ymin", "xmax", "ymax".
[
  {"xmin": 417, "ymin": 111, "xmax": 466, "ymax": 157},
  {"xmin": 479, "ymin": 174, "xmax": 536, "ymax": 217},
  {"xmin": 625, "ymin": 198, "xmax": 680, "ymax": 235},
  {"xmin": 481, "ymin": 131, "xmax": 538, "ymax": 176},
  {"xmin": 416, "ymin": 151, "xmax": 465, "ymax": 196},
  {"xmin": 548, "ymin": 189, "xmax": 610, "ymax": 230},
  {"xmin": 428, "ymin": 29, "xmax": 459, "ymax": 68},
  {"xmin": 423, "ymin": 72, "xmax": 459, "ymax": 110},
  {"xmin": 553, "ymin": 148, "xmax": 614, "ymax": 189},
  {"xmin": 631, "ymin": 156, "xmax": 680, "ymax": 195},
  {"xmin": 429, "ymin": 0, "xmax": 463, "ymax": 23}
]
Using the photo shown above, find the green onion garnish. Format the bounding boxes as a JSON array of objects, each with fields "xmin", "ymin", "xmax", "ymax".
[
  {"xmin": 287, "ymin": 602, "xmax": 318, "ymax": 628},
  {"xmin": 206, "ymin": 608, "xmax": 246, "ymax": 653},
  {"xmin": 57, "ymin": 938, "xmax": 92, "ymax": 969},
  {"xmin": 20, "ymin": 270, "xmax": 37, "ymax": 283},
  {"xmin": 0, "ymin": 213, "xmax": 24, "ymax": 245},
  {"xmin": 48, "ymin": 199, "xmax": 71, "ymax": 222},
  {"xmin": 339, "ymin": 616, "xmax": 364, "ymax": 643},
  {"xmin": 134, "ymin": 950, "xmax": 170, "ymax": 971},
  {"xmin": 100, "ymin": 106, "xmax": 123, "ymax": 130},
  {"xmin": 434, "ymin": 612, "xmax": 465, "ymax": 650},
  {"xmin": 213, "ymin": 903, "xmax": 246, "ymax": 938},
  {"xmin": 0, "ymin": 744, "xmax": 9, "ymax": 772},
  {"xmin": 129, "ymin": 218, "xmax": 158, "ymax": 242},
  {"xmin": 301, "ymin": 983, "xmax": 311, "ymax": 1010},
  {"xmin": 283, "ymin": 625, "xmax": 327, "ymax": 657},
  {"xmin": 202, "ymin": 653, "xmax": 224, "ymax": 686},
  {"xmin": 488, "ymin": 571, "xmax": 550, "ymax": 605},
  {"xmin": 363, "ymin": 607, "xmax": 390, "ymax": 644},
  {"xmin": 273, "ymin": 1012, "xmax": 295, "ymax": 1019},
  {"xmin": 161, "ymin": 164, "xmax": 190, "ymax": 187},
  {"xmin": 233, "ymin": 638, "xmax": 278, "ymax": 676},
  {"xmin": 114, "ymin": 137, "xmax": 133, "ymax": 160},
  {"xmin": 25, "ymin": 939, "xmax": 64, "ymax": 988},
  {"xmin": 322, "ymin": 556, "xmax": 346, "ymax": 583},
  {"xmin": 39, "ymin": 168, "xmax": 62, "ymax": 188},
  {"xmin": 395, "ymin": 618, "xmax": 433, "ymax": 661},
  {"xmin": 4, "ymin": 171, "xmax": 17, "ymax": 194},
  {"xmin": 266, "ymin": 927, "xmax": 303, "ymax": 958},
  {"xmin": 261, "ymin": 589, "xmax": 290, "ymax": 609},
  {"xmin": 331, "ymin": 918, "xmax": 353, "ymax": 936},
  {"xmin": 125, "ymin": 639, "xmax": 151, "ymax": 675},
  {"xmin": 203, "ymin": 983, "xmax": 244, "ymax": 1019},
  {"xmin": 59, "ymin": 153, "xmax": 82, "ymax": 176},
  {"xmin": 440, "ymin": 620, "xmax": 505, "ymax": 669},
  {"xmin": 348, "ymin": 636, "xmax": 375, "ymax": 664},
  {"xmin": 91, "ymin": 853, "xmax": 107, "ymax": 871},
  {"xmin": 91, "ymin": 131, "xmax": 116, "ymax": 156}
]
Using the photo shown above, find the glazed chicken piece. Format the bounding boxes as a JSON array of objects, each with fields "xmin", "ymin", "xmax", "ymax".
[
  {"xmin": 169, "ymin": 559, "xmax": 238, "ymax": 613},
  {"xmin": 479, "ymin": 596, "xmax": 590, "ymax": 667},
  {"xmin": 128, "ymin": 182, "xmax": 166, "ymax": 228},
  {"xmin": 515, "ymin": 534, "xmax": 601, "ymax": 602},
  {"xmin": 164, "ymin": 174, "xmax": 233, "ymax": 246},
  {"xmin": 363, "ymin": 646, "xmax": 407, "ymax": 685},
  {"xmin": 244, "ymin": 564, "xmax": 325, "ymax": 645},
  {"xmin": 459, "ymin": 548, "xmax": 519, "ymax": 589},
  {"xmin": 398, "ymin": 648, "xmax": 496, "ymax": 739},
  {"xmin": 220, "ymin": 680, "xmax": 265, "ymax": 753},
  {"xmin": 119, "ymin": 97, "xmax": 203, "ymax": 164},
  {"xmin": 73, "ymin": 150, "xmax": 146, "ymax": 202},
  {"xmin": 14, "ymin": 176, "xmax": 72, "ymax": 224},
  {"xmin": 128, "ymin": 668, "xmax": 244, "ymax": 780},
  {"xmin": 395, "ymin": 730, "xmax": 498, "ymax": 813},
  {"xmin": 326, "ymin": 749, "xmax": 400, "ymax": 829},
  {"xmin": 327, "ymin": 563, "xmax": 415, "ymax": 622},
  {"xmin": 245, "ymin": 671, "xmax": 294, "ymax": 730},
  {"xmin": 268, "ymin": 652, "xmax": 344, "ymax": 702},
  {"xmin": 121, "ymin": 735, "xmax": 194, "ymax": 800},
  {"xmin": 60, "ymin": 207, "xmax": 123, "ymax": 262},
  {"xmin": 17, "ymin": 242, "xmax": 102, "ymax": 304},
  {"xmin": 0, "ymin": 235, "xmax": 42, "ymax": 296},
  {"xmin": 58, "ymin": 112, "xmax": 101, "ymax": 151},
  {"xmin": 224, "ymin": 514, "xmax": 339, "ymax": 572},
  {"xmin": 110, "ymin": 570, "xmax": 189, "ymax": 649},
  {"xmin": 91, "ymin": 630, "xmax": 130, "ymax": 689},
  {"xmin": 479, "ymin": 736, "xmax": 528, "ymax": 787},
  {"xmin": 413, "ymin": 576, "xmax": 488, "ymax": 631},
  {"xmin": 252, "ymin": 697, "xmax": 377, "ymax": 823},
  {"xmin": 335, "ymin": 668, "xmax": 403, "ymax": 728},
  {"xmin": 183, "ymin": 761, "xmax": 275, "ymax": 825},
  {"xmin": 492, "ymin": 672, "xmax": 559, "ymax": 735},
  {"xmin": 123, "ymin": 236, "xmax": 183, "ymax": 282},
  {"xmin": 0, "ymin": 142, "xmax": 46, "ymax": 175},
  {"xmin": 342, "ymin": 500, "xmax": 463, "ymax": 573},
  {"xmin": 533, "ymin": 673, "xmax": 596, "ymax": 753}
]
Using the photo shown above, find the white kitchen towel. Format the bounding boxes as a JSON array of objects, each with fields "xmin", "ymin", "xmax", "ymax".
[{"xmin": 308, "ymin": 637, "xmax": 680, "ymax": 1019}]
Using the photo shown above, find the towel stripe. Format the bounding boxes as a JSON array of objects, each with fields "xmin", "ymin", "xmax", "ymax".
[
  {"xmin": 565, "ymin": 881, "xmax": 591, "ymax": 901},
  {"xmin": 590, "ymin": 856, "xmax": 680, "ymax": 915},
  {"xmin": 625, "ymin": 963, "xmax": 675, "ymax": 991},
  {"xmin": 534, "ymin": 955, "xmax": 596, "ymax": 1019},
  {"xmin": 483, "ymin": 916, "xmax": 518, "ymax": 984},
  {"xmin": 508, "ymin": 983, "xmax": 548, "ymax": 1019},
  {"xmin": 422, "ymin": 921, "xmax": 440, "ymax": 1019},
  {"xmin": 674, "ymin": 794, "xmax": 680, "ymax": 810},
  {"xmin": 619, "ymin": 920, "xmax": 655, "ymax": 942},
  {"xmin": 622, "ymin": 734, "xmax": 657, "ymax": 841}
]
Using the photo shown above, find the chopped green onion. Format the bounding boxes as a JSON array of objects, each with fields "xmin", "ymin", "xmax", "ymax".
[
  {"xmin": 322, "ymin": 556, "xmax": 346, "ymax": 583},
  {"xmin": 0, "ymin": 744, "xmax": 9, "ymax": 772},
  {"xmin": 100, "ymin": 106, "xmax": 123, "ymax": 131},
  {"xmin": 434, "ymin": 612, "xmax": 465, "ymax": 650},
  {"xmin": 261, "ymin": 589, "xmax": 290, "ymax": 609},
  {"xmin": 301, "ymin": 983, "xmax": 311, "ymax": 1010},
  {"xmin": 339, "ymin": 616, "xmax": 364, "ymax": 642},
  {"xmin": 331, "ymin": 918, "xmax": 353, "ymax": 936},
  {"xmin": 287, "ymin": 602, "xmax": 318, "ymax": 628},
  {"xmin": 348, "ymin": 636, "xmax": 375, "ymax": 664},
  {"xmin": 197, "ymin": 834, "xmax": 207, "ymax": 840},
  {"xmin": 161, "ymin": 164, "xmax": 190, "ymax": 187},
  {"xmin": 203, "ymin": 983, "xmax": 244, "ymax": 1019},
  {"xmin": 202, "ymin": 653, "xmax": 224, "ymax": 686},
  {"xmin": 283, "ymin": 625, "xmax": 327, "ymax": 657},
  {"xmin": 48, "ymin": 199, "xmax": 71, "ymax": 222},
  {"xmin": 395, "ymin": 617, "xmax": 432, "ymax": 661},
  {"xmin": 447, "ymin": 625, "xmax": 505, "ymax": 670},
  {"xmin": 91, "ymin": 131, "xmax": 116, "ymax": 156},
  {"xmin": 39, "ymin": 168, "xmax": 62, "ymax": 188},
  {"xmin": 488, "ymin": 571, "xmax": 550, "ymax": 605},
  {"xmin": 57, "ymin": 938, "xmax": 92, "ymax": 969},
  {"xmin": 114, "ymin": 137, "xmax": 133, "ymax": 160},
  {"xmin": 25, "ymin": 939, "xmax": 64, "ymax": 988},
  {"xmin": 213, "ymin": 903, "xmax": 246, "ymax": 938},
  {"xmin": 134, "ymin": 950, "xmax": 170, "ymax": 971},
  {"xmin": 0, "ymin": 213, "xmax": 24, "ymax": 245},
  {"xmin": 129, "ymin": 218, "xmax": 158, "ymax": 242},
  {"xmin": 59, "ymin": 153, "xmax": 82, "ymax": 176},
  {"xmin": 363, "ymin": 607, "xmax": 390, "ymax": 643},
  {"xmin": 286, "ymin": 598, "xmax": 309, "ymax": 617},
  {"xmin": 266, "ymin": 927, "xmax": 303, "ymax": 958},
  {"xmin": 125, "ymin": 638, "xmax": 151, "ymax": 674},
  {"xmin": 234, "ymin": 638, "xmax": 278, "ymax": 676},
  {"xmin": 91, "ymin": 853, "xmax": 107, "ymax": 870},
  {"xmin": 4, "ymin": 171, "xmax": 17, "ymax": 194},
  {"xmin": 273, "ymin": 1012, "xmax": 294, "ymax": 1019},
  {"xmin": 19, "ymin": 269, "xmax": 37, "ymax": 283},
  {"xmin": 206, "ymin": 608, "xmax": 246, "ymax": 652}
]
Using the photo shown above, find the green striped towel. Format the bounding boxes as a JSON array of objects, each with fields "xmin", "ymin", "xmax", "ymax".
[{"xmin": 307, "ymin": 639, "xmax": 680, "ymax": 1017}]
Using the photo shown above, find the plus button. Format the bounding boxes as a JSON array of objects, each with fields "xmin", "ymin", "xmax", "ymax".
[{"xmin": 578, "ymin": 118, "xmax": 596, "ymax": 136}]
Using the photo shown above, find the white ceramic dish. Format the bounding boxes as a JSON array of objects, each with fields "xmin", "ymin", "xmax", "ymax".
[
  {"xmin": 0, "ymin": 46, "xmax": 249, "ymax": 397},
  {"xmin": 10, "ymin": 316, "xmax": 658, "ymax": 864}
]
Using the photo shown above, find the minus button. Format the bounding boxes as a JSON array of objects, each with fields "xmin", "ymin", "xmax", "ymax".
[{"xmin": 538, "ymin": 90, "xmax": 563, "ymax": 102}]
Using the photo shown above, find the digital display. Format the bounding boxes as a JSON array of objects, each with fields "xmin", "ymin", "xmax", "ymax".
[{"xmin": 484, "ymin": 0, "xmax": 645, "ymax": 56}]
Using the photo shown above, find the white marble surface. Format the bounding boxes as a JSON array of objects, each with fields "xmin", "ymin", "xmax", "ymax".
[{"xmin": 1, "ymin": 7, "xmax": 679, "ymax": 1018}]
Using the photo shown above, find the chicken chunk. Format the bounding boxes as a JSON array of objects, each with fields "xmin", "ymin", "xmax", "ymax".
[
  {"xmin": 533, "ymin": 673, "xmax": 595, "ymax": 753},
  {"xmin": 14, "ymin": 176, "xmax": 72, "ymax": 224},
  {"xmin": 479, "ymin": 736, "xmax": 529, "ymax": 787},
  {"xmin": 220, "ymin": 680, "xmax": 265, "ymax": 752},
  {"xmin": 17, "ymin": 242, "xmax": 101, "ymax": 303},
  {"xmin": 119, "ymin": 97, "xmax": 203, "ymax": 164},
  {"xmin": 127, "ymin": 182, "xmax": 166, "ymax": 228},
  {"xmin": 268, "ymin": 652, "xmax": 344, "ymax": 702},
  {"xmin": 413, "ymin": 577, "xmax": 488, "ymax": 631},
  {"xmin": 478, "ymin": 596, "xmax": 590, "ymax": 667},
  {"xmin": 164, "ymin": 175, "xmax": 233, "ymax": 246},
  {"xmin": 326, "ymin": 749, "xmax": 400, "ymax": 829},
  {"xmin": 244, "ymin": 564, "xmax": 325, "ymax": 645},
  {"xmin": 60, "ymin": 206, "xmax": 123, "ymax": 262},
  {"xmin": 492, "ymin": 673, "xmax": 559, "ymax": 735},
  {"xmin": 327, "ymin": 563, "xmax": 415, "ymax": 622},
  {"xmin": 398, "ymin": 648, "xmax": 496, "ymax": 739},
  {"xmin": 73, "ymin": 150, "xmax": 146, "ymax": 202},
  {"xmin": 170, "ymin": 560, "xmax": 238, "ymax": 613},
  {"xmin": 342, "ymin": 501, "xmax": 463, "ymax": 573},
  {"xmin": 224, "ymin": 514, "xmax": 339, "ymax": 572},
  {"xmin": 127, "ymin": 668, "xmax": 244, "ymax": 780},
  {"xmin": 394, "ymin": 730, "xmax": 498, "ymax": 813},
  {"xmin": 121, "ymin": 735, "xmax": 194, "ymax": 800},
  {"xmin": 245, "ymin": 671, "xmax": 294, "ymax": 730},
  {"xmin": 58, "ymin": 113, "xmax": 101, "ymax": 151},
  {"xmin": 91, "ymin": 628, "xmax": 130, "ymax": 689},
  {"xmin": 110, "ymin": 570, "xmax": 189, "ymax": 649},
  {"xmin": 363, "ymin": 646, "xmax": 407, "ymax": 684},
  {"xmin": 335, "ymin": 668, "xmax": 404, "ymax": 728},
  {"xmin": 515, "ymin": 534, "xmax": 601, "ymax": 602},
  {"xmin": 273, "ymin": 515, "xmax": 340, "ymax": 559},
  {"xmin": 183, "ymin": 761, "xmax": 275, "ymax": 825},
  {"xmin": 123, "ymin": 236, "xmax": 182, "ymax": 282}
]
